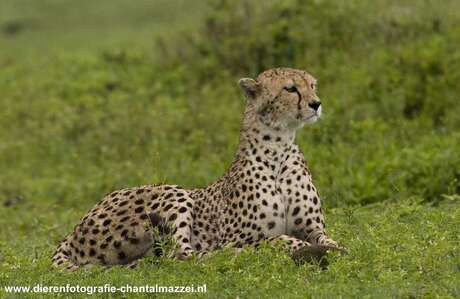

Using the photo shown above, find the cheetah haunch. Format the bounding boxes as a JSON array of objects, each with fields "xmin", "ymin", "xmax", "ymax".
[{"xmin": 53, "ymin": 67, "xmax": 343, "ymax": 270}]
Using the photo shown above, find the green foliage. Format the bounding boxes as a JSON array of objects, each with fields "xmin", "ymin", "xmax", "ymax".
[
  {"xmin": 156, "ymin": 0, "xmax": 460, "ymax": 206},
  {"xmin": 158, "ymin": 0, "xmax": 459, "ymax": 77},
  {"xmin": 0, "ymin": 0, "xmax": 459, "ymax": 297}
]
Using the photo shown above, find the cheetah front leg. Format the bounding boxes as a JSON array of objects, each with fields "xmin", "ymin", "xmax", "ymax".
[
  {"xmin": 289, "ymin": 209, "xmax": 345, "ymax": 252},
  {"xmin": 279, "ymin": 147, "xmax": 345, "ymax": 251},
  {"xmin": 251, "ymin": 234, "xmax": 331, "ymax": 264},
  {"xmin": 289, "ymin": 208, "xmax": 345, "ymax": 252}
]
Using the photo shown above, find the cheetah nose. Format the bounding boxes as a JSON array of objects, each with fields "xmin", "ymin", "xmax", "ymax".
[{"xmin": 308, "ymin": 100, "xmax": 321, "ymax": 111}]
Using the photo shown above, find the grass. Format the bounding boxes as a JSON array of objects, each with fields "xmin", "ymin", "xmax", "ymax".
[
  {"xmin": 0, "ymin": 0, "xmax": 206, "ymax": 59},
  {"xmin": 1, "ymin": 0, "xmax": 459, "ymax": 298},
  {"xmin": 2, "ymin": 199, "xmax": 459, "ymax": 298}
]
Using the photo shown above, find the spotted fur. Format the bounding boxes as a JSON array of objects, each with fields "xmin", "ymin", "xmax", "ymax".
[{"xmin": 52, "ymin": 67, "xmax": 342, "ymax": 270}]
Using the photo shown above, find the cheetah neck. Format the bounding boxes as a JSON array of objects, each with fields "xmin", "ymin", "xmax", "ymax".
[
  {"xmin": 239, "ymin": 104, "xmax": 296, "ymax": 152},
  {"xmin": 218, "ymin": 106, "xmax": 298, "ymax": 186},
  {"xmin": 236, "ymin": 116, "xmax": 296, "ymax": 167}
]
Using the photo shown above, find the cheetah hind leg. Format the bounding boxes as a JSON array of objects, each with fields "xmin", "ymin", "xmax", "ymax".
[{"xmin": 145, "ymin": 212, "xmax": 195, "ymax": 261}]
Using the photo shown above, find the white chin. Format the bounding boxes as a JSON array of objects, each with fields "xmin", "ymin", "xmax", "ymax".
[
  {"xmin": 304, "ymin": 115, "xmax": 318, "ymax": 124},
  {"xmin": 305, "ymin": 107, "xmax": 321, "ymax": 124}
]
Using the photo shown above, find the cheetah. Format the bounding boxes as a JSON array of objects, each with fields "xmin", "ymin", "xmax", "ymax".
[{"xmin": 52, "ymin": 67, "xmax": 343, "ymax": 270}]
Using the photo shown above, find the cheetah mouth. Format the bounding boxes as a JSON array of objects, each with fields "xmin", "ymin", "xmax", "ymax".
[{"xmin": 304, "ymin": 113, "xmax": 319, "ymax": 123}]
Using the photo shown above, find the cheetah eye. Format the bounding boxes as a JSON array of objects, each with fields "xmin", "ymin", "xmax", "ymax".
[
  {"xmin": 311, "ymin": 83, "xmax": 315, "ymax": 90},
  {"xmin": 284, "ymin": 86, "xmax": 298, "ymax": 93}
]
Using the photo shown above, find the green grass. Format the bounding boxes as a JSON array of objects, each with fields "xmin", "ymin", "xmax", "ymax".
[
  {"xmin": 2, "ymin": 200, "xmax": 459, "ymax": 298},
  {"xmin": 1, "ymin": 0, "xmax": 459, "ymax": 298}
]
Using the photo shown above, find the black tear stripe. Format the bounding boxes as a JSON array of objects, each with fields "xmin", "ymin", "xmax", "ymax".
[
  {"xmin": 295, "ymin": 90, "xmax": 302, "ymax": 111},
  {"xmin": 282, "ymin": 86, "xmax": 303, "ymax": 111},
  {"xmin": 292, "ymin": 88, "xmax": 303, "ymax": 119}
]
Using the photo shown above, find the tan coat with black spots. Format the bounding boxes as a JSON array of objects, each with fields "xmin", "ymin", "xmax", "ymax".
[{"xmin": 52, "ymin": 67, "xmax": 343, "ymax": 271}]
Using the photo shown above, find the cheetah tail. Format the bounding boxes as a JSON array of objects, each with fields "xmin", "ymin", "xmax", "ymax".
[{"xmin": 52, "ymin": 239, "xmax": 79, "ymax": 271}]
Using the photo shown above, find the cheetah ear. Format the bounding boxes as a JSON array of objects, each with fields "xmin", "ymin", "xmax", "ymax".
[{"xmin": 239, "ymin": 78, "xmax": 260, "ymax": 99}]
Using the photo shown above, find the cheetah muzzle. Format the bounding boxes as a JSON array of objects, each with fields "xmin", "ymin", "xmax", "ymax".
[{"xmin": 52, "ymin": 67, "xmax": 344, "ymax": 271}]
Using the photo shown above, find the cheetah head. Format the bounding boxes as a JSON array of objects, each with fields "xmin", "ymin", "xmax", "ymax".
[{"xmin": 239, "ymin": 67, "xmax": 321, "ymax": 131}]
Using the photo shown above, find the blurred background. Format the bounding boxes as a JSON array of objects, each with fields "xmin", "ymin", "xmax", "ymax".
[
  {"xmin": 1, "ymin": 0, "xmax": 459, "ymax": 231},
  {"xmin": 1, "ymin": 1, "xmax": 459, "ymax": 295}
]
